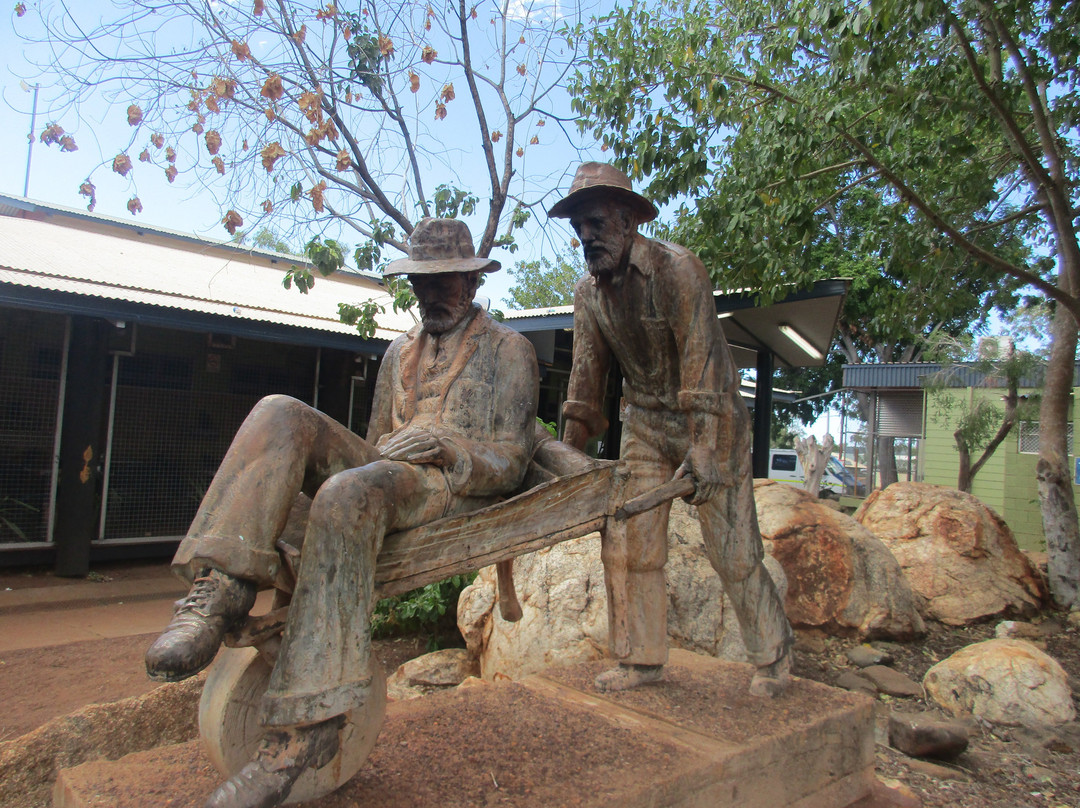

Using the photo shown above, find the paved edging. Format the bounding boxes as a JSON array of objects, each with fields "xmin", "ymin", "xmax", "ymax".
[{"xmin": 0, "ymin": 578, "xmax": 187, "ymax": 616}]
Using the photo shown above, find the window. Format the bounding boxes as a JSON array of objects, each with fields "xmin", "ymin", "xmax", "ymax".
[
  {"xmin": 771, "ymin": 453, "xmax": 797, "ymax": 472},
  {"xmin": 1018, "ymin": 421, "xmax": 1074, "ymax": 455}
]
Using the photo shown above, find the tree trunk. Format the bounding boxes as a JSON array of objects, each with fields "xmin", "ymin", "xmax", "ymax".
[
  {"xmin": 955, "ymin": 429, "xmax": 973, "ymax": 493},
  {"xmin": 877, "ymin": 435, "xmax": 899, "ymax": 489},
  {"xmin": 1037, "ymin": 303, "xmax": 1080, "ymax": 609}
]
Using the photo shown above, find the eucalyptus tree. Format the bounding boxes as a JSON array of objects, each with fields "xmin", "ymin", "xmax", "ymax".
[{"xmin": 572, "ymin": 0, "xmax": 1080, "ymax": 606}]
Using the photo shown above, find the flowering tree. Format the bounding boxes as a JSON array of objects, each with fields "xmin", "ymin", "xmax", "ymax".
[{"xmin": 19, "ymin": 0, "xmax": 585, "ymax": 267}]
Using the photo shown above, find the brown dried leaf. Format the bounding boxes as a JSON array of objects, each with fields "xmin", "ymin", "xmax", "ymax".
[
  {"xmin": 570, "ymin": 237, "xmax": 581, "ymax": 249},
  {"xmin": 424, "ymin": 17, "xmax": 431, "ymax": 30},
  {"xmin": 441, "ymin": 83, "xmax": 455, "ymax": 102},
  {"xmin": 253, "ymin": 0, "xmax": 264, "ymax": 15},
  {"xmin": 40, "ymin": 123, "xmax": 64, "ymax": 145},
  {"xmin": 299, "ymin": 91, "xmax": 323, "ymax": 123},
  {"xmin": 261, "ymin": 142, "xmax": 287, "ymax": 172},
  {"xmin": 515, "ymin": 147, "xmax": 523, "ymax": 157},
  {"xmin": 139, "ymin": 149, "xmax": 151, "ymax": 163},
  {"xmin": 78, "ymin": 180, "xmax": 95, "ymax": 198},
  {"xmin": 192, "ymin": 122, "xmax": 204, "ymax": 135},
  {"xmin": 127, "ymin": 197, "xmax": 143, "ymax": 215},
  {"xmin": 212, "ymin": 156, "xmax": 225, "ymax": 175},
  {"xmin": 308, "ymin": 181, "xmax": 327, "ymax": 213},
  {"xmin": 408, "ymin": 71, "xmax": 420, "ymax": 93},
  {"xmin": 378, "ymin": 34, "xmax": 394, "ymax": 58},
  {"xmin": 59, "ymin": 135, "xmax": 78, "ymax": 152},
  {"xmin": 265, "ymin": 107, "xmax": 276, "ymax": 122},
  {"xmin": 112, "ymin": 153, "xmax": 133, "ymax": 177},
  {"xmin": 262, "ymin": 199, "xmax": 273, "ymax": 214},
  {"xmin": 292, "ymin": 24, "xmax": 307, "ymax": 45},
  {"xmin": 165, "ymin": 164, "xmax": 178, "ymax": 183},
  {"xmin": 205, "ymin": 95, "xmax": 220, "ymax": 114},
  {"xmin": 165, "ymin": 147, "xmax": 177, "ymax": 163},
  {"xmin": 470, "ymin": 6, "xmax": 477, "ymax": 18},
  {"xmin": 127, "ymin": 104, "xmax": 143, "ymax": 126},
  {"xmin": 261, "ymin": 74, "xmax": 285, "ymax": 102},
  {"xmin": 517, "ymin": 63, "xmax": 526, "ymax": 76},
  {"xmin": 490, "ymin": 130, "xmax": 502, "ymax": 142},
  {"xmin": 537, "ymin": 118, "xmax": 546, "ymax": 126},
  {"xmin": 223, "ymin": 210, "xmax": 244, "ymax": 235},
  {"xmin": 335, "ymin": 148, "xmax": 351, "ymax": 171},
  {"xmin": 231, "ymin": 40, "xmax": 251, "ymax": 61},
  {"xmin": 212, "ymin": 76, "xmax": 236, "ymax": 98},
  {"xmin": 151, "ymin": 133, "xmax": 165, "ymax": 149},
  {"xmin": 315, "ymin": 4, "xmax": 337, "ymax": 21},
  {"xmin": 422, "ymin": 45, "xmax": 437, "ymax": 64},
  {"xmin": 205, "ymin": 130, "xmax": 222, "ymax": 155},
  {"xmin": 434, "ymin": 102, "xmax": 447, "ymax": 121},
  {"xmin": 529, "ymin": 135, "xmax": 538, "ymax": 144},
  {"xmin": 15, "ymin": 3, "xmax": 27, "ymax": 17},
  {"xmin": 242, "ymin": 139, "xmax": 249, "ymax": 151}
]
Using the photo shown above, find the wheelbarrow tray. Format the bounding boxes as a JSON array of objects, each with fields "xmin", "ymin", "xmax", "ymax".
[{"xmin": 374, "ymin": 460, "xmax": 618, "ymax": 598}]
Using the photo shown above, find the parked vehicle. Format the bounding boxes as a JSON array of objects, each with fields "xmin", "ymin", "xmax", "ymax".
[{"xmin": 767, "ymin": 449, "xmax": 857, "ymax": 497}]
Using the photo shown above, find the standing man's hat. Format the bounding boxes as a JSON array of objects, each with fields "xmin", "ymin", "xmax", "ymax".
[
  {"xmin": 384, "ymin": 218, "xmax": 501, "ymax": 277},
  {"xmin": 547, "ymin": 162, "xmax": 659, "ymax": 224}
]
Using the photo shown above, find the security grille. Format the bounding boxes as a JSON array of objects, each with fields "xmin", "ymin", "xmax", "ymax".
[
  {"xmin": 101, "ymin": 328, "xmax": 318, "ymax": 540},
  {"xmin": 1018, "ymin": 421, "xmax": 1074, "ymax": 455},
  {"xmin": 0, "ymin": 309, "xmax": 65, "ymax": 544}
]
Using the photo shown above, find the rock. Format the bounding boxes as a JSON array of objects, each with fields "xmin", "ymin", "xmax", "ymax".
[
  {"xmin": 855, "ymin": 483, "xmax": 1046, "ymax": 625},
  {"xmin": 1022, "ymin": 764, "xmax": 1056, "ymax": 784},
  {"xmin": 1067, "ymin": 610, "xmax": 1080, "ymax": 629},
  {"xmin": 755, "ymin": 480, "xmax": 925, "ymax": 640},
  {"xmin": 888, "ymin": 712, "xmax": 969, "ymax": 759},
  {"xmin": 458, "ymin": 501, "xmax": 789, "ymax": 681},
  {"xmin": 386, "ymin": 648, "xmax": 478, "ymax": 701},
  {"xmin": 846, "ymin": 644, "xmax": 893, "ymax": 668},
  {"xmin": 995, "ymin": 620, "xmax": 1044, "ymax": 640},
  {"xmin": 457, "ymin": 533, "xmax": 609, "ymax": 681},
  {"xmin": 871, "ymin": 778, "xmax": 923, "ymax": 808},
  {"xmin": 0, "ymin": 676, "xmax": 203, "ymax": 808},
  {"xmin": 836, "ymin": 671, "xmax": 877, "ymax": 695},
  {"xmin": 860, "ymin": 665, "xmax": 924, "ymax": 697},
  {"xmin": 924, "ymin": 639, "xmax": 1076, "ymax": 726},
  {"xmin": 793, "ymin": 630, "xmax": 827, "ymax": 654}
]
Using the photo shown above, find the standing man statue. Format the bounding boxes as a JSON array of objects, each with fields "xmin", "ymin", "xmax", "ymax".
[
  {"xmin": 550, "ymin": 163, "xmax": 793, "ymax": 697},
  {"xmin": 145, "ymin": 218, "xmax": 539, "ymax": 808}
]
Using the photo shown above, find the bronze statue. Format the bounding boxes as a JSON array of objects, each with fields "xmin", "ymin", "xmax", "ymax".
[
  {"xmin": 145, "ymin": 218, "xmax": 539, "ymax": 808},
  {"xmin": 550, "ymin": 163, "xmax": 794, "ymax": 696}
]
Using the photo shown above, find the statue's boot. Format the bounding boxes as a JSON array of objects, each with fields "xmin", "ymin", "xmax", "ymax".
[
  {"xmin": 205, "ymin": 719, "xmax": 341, "ymax": 808},
  {"xmin": 145, "ymin": 568, "xmax": 256, "ymax": 682},
  {"xmin": 594, "ymin": 663, "xmax": 664, "ymax": 692},
  {"xmin": 749, "ymin": 647, "xmax": 792, "ymax": 698}
]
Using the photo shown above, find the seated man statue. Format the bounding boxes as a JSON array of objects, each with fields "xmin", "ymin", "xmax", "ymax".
[
  {"xmin": 145, "ymin": 218, "xmax": 539, "ymax": 808},
  {"xmin": 550, "ymin": 163, "xmax": 794, "ymax": 697}
]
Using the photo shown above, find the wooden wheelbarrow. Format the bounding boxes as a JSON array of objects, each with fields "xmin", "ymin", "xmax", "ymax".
[{"xmin": 198, "ymin": 443, "xmax": 695, "ymax": 804}]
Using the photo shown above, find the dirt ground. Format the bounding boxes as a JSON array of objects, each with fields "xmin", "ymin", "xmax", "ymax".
[{"xmin": 1, "ymin": 563, "xmax": 1078, "ymax": 807}]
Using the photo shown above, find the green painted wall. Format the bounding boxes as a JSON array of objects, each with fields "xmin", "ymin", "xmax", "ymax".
[{"xmin": 921, "ymin": 386, "xmax": 1080, "ymax": 551}]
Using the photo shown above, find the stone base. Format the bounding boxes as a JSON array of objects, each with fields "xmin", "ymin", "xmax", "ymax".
[{"xmin": 54, "ymin": 649, "xmax": 876, "ymax": 808}]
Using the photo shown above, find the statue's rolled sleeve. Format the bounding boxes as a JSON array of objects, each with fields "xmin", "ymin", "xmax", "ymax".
[{"xmin": 563, "ymin": 279, "xmax": 611, "ymax": 446}]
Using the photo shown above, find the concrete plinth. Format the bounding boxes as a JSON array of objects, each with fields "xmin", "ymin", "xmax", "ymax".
[{"xmin": 54, "ymin": 649, "xmax": 875, "ymax": 808}]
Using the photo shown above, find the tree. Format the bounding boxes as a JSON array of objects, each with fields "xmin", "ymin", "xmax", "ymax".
[
  {"xmin": 926, "ymin": 336, "xmax": 1037, "ymax": 492},
  {"xmin": 503, "ymin": 245, "xmax": 584, "ymax": 308},
  {"xmin": 20, "ymin": 0, "xmax": 585, "ymax": 266},
  {"xmin": 572, "ymin": 0, "xmax": 1080, "ymax": 607}
]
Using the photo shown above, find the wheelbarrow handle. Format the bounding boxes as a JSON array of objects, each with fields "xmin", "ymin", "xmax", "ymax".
[{"xmin": 614, "ymin": 477, "xmax": 696, "ymax": 521}]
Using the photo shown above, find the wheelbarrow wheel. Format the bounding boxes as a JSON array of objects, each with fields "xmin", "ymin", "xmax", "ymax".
[{"xmin": 199, "ymin": 646, "xmax": 387, "ymax": 804}]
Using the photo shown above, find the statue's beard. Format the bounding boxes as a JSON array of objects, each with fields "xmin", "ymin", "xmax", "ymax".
[
  {"xmin": 419, "ymin": 298, "xmax": 471, "ymax": 334},
  {"xmin": 585, "ymin": 248, "xmax": 618, "ymax": 278}
]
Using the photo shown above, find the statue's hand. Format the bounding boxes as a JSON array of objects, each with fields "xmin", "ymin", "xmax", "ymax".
[
  {"xmin": 673, "ymin": 446, "xmax": 722, "ymax": 505},
  {"xmin": 377, "ymin": 427, "xmax": 456, "ymax": 467}
]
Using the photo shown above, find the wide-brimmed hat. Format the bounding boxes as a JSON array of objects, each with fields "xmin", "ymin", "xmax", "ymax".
[
  {"xmin": 547, "ymin": 162, "xmax": 658, "ymax": 224},
  {"xmin": 384, "ymin": 218, "xmax": 501, "ymax": 277}
]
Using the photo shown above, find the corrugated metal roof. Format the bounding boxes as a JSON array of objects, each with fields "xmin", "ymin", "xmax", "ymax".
[
  {"xmin": 843, "ymin": 361, "xmax": 1080, "ymax": 389},
  {"xmin": 0, "ymin": 215, "xmax": 415, "ymax": 341}
]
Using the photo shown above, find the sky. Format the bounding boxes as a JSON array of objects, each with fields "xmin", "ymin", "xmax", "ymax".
[{"xmin": 0, "ymin": 0, "xmax": 612, "ymax": 309}]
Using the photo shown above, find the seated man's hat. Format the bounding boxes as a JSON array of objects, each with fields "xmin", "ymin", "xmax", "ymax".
[
  {"xmin": 547, "ymin": 162, "xmax": 658, "ymax": 224},
  {"xmin": 385, "ymin": 217, "xmax": 501, "ymax": 276}
]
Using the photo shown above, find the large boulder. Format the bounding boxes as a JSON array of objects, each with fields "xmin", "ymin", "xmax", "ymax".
[
  {"xmin": 924, "ymin": 639, "xmax": 1075, "ymax": 726},
  {"xmin": 457, "ymin": 500, "xmax": 788, "ymax": 680},
  {"xmin": 855, "ymin": 483, "xmax": 1046, "ymax": 625},
  {"xmin": 754, "ymin": 480, "xmax": 925, "ymax": 640}
]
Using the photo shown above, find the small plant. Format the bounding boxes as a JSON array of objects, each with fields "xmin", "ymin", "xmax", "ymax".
[{"xmin": 371, "ymin": 572, "xmax": 476, "ymax": 649}]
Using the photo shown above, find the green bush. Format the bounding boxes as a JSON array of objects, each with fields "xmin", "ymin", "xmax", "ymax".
[{"xmin": 371, "ymin": 572, "xmax": 476, "ymax": 649}]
